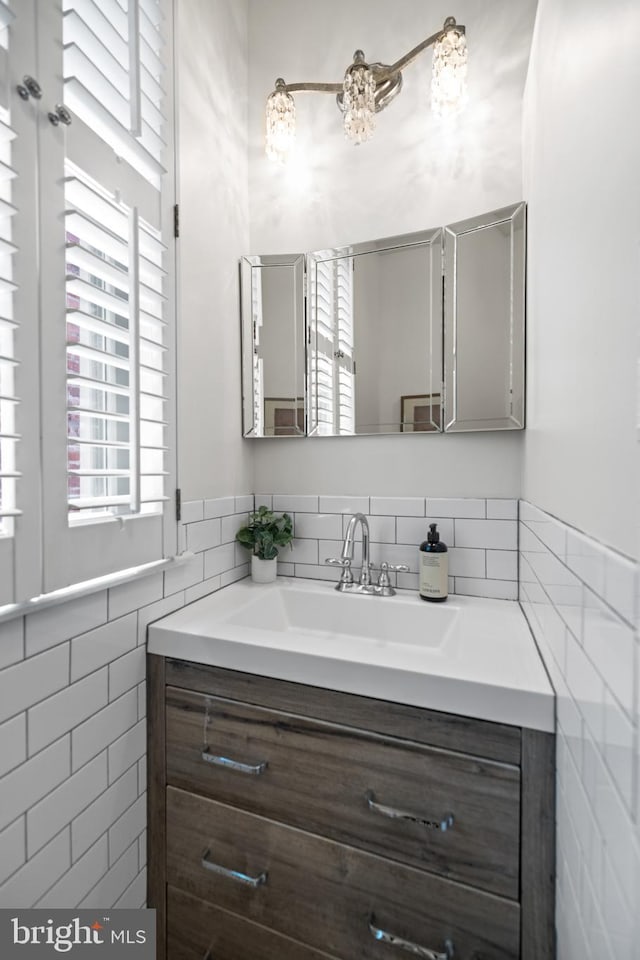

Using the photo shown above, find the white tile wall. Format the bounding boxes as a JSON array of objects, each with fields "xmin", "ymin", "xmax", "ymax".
[
  {"xmin": 265, "ymin": 495, "xmax": 519, "ymax": 600},
  {"xmin": 0, "ymin": 493, "xmax": 250, "ymax": 908},
  {"xmin": 519, "ymin": 500, "xmax": 639, "ymax": 960}
]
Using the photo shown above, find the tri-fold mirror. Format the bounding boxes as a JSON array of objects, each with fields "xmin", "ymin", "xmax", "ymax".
[{"xmin": 241, "ymin": 202, "xmax": 525, "ymax": 438}]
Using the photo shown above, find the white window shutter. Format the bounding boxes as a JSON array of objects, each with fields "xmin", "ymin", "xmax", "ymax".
[
  {"xmin": 38, "ymin": 0, "xmax": 176, "ymax": 591},
  {"xmin": 309, "ymin": 254, "xmax": 355, "ymax": 436},
  {"xmin": 0, "ymin": 0, "xmax": 42, "ymax": 604}
]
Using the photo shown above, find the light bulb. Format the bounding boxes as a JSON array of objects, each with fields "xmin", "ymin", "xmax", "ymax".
[
  {"xmin": 431, "ymin": 23, "xmax": 468, "ymax": 118},
  {"xmin": 265, "ymin": 79, "xmax": 296, "ymax": 163},
  {"xmin": 343, "ymin": 51, "xmax": 376, "ymax": 145}
]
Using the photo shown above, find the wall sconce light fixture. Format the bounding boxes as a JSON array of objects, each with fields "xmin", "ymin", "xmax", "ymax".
[{"xmin": 265, "ymin": 16, "xmax": 468, "ymax": 163}]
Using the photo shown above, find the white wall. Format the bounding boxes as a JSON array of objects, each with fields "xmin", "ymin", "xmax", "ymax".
[
  {"xmin": 247, "ymin": 0, "xmax": 536, "ymax": 497},
  {"xmin": 177, "ymin": 0, "xmax": 252, "ymax": 499},
  {"xmin": 522, "ymin": 0, "xmax": 640, "ymax": 558}
]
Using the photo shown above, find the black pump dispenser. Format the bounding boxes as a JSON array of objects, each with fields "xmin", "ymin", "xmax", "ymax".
[{"xmin": 419, "ymin": 522, "xmax": 448, "ymax": 602}]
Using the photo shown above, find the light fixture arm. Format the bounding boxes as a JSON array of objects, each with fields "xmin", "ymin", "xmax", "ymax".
[{"xmin": 273, "ymin": 19, "xmax": 457, "ymax": 97}]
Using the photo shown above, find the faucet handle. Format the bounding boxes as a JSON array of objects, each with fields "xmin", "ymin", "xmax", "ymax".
[
  {"xmin": 377, "ymin": 561, "xmax": 409, "ymax": 587},
  {"xmin": 325, "ymin": 557, "xmax": 354, "ymax": 590}
]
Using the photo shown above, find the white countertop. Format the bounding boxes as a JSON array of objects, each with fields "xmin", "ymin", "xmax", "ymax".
[{"xmin": 148, "ymin": 577, "xmax": 555, "ymax": 732}]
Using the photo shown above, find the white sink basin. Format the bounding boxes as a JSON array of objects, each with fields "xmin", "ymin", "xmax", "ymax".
[
  {"xmin": 148, "ymin": 577, "xmax": 554, "ymax": 731},
  {"xmin": 223, "ymin": 582, "xmax": 459, "ymax": 650}
]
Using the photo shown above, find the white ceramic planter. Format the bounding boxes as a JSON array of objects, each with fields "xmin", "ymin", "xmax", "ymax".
[{"xmin": 251, "ymin": 555, "xmax": 278, "ymax": 584}]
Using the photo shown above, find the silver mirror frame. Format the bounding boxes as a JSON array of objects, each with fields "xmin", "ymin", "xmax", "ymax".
[
  {"xmin": 240, "ymin": 253, "xmax": 306, "ymax": 438},
  {"xmin": 443, "ymin": 202, "xmax": 526, "ymax": 432}
]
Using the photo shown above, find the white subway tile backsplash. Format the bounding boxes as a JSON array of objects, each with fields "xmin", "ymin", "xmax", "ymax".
[
  {"xmin": 0, "ymin": 617, "xmax": 24, "ymax": 670},
  {"xmin": 221, "ymin": 512, "xmax": 247, "ymax": 544},
  {"xmin": 108, "ymin": 720, "xmax": 146, "ymax": 784},
  {"xmin": 108, "ymin": 574, "xmax": 164, "ymax": 621},
  {"xmin": 564, "ymin": 630, "xmax": 605, "ymax": 746},
  {"xmin": 566, "ymin": 529, "xmax": 607, "ymax": 596},
  {"xmin": 427, "ymin": 498, "xmax": 486, "ymax": 519},
  {"xmin": 486, "ymin": 499, "xmax": 518, "ymax": 520},
  {"xmin": 583, "ymin": 589, "xmax": 635, "ymax": 717},
  {"xmin": 287, "ymin": 538, "xmax": 319, "ymax": 565},
  {"xmin": 273, "ymin": 494, "xmax": 318, "ymax": 513},
  {"xmin": 109, "ymin": 796, "xmax": 145, "ymax": 866},
  {"xmin": 0, "ymin": 819, "xmax": 25, "ymax": 886},
  {"xmin": 370, "ymin": 497, "xmax": 424, "ymax": 517},
  {"xmin": 114, "ymin": 867, "xmax": 146, "ymax": 909},
  {"xmin": 109, "ymin": 647, "xmax": 146, "ymax": 701},
  {"xmin": 29, "ymin": 670, "xmax": 108, "ymax": 756},
  {"xmin": 186, "ymin": 518, "xmax": 222, "ymax": 553},
  {"xmin": 318, "ymin": 495, "xmax": 368, "ymax": 515},
  {"xmin": 0, "ymin": 644, "xmax": 70, "ymax": 724},
  {"xmin": 396, "ymin": 516, "xmax": 454, "ymax": 547},
  {"xmin": 137, "ymin": 592, "xmax": 186, "ymax": 646},
  {"xmin": 163, "ymin": 551, "xmax": 204, "ymax": 596},
  {"xmin": 454, "ymin": 578, "xmax": 518, "ymax": 601},
  {"xmin": 448, "ymin": 548, "xmax": 486, "ymax": 579},
  {"xmin": 79, "ymin": 839, "xmax": 139, "ymax": 909},
  {"xmin": 604, "ymin": 551, "xmax": 636, "ymax": 626},
  {"xmin": 27, "ymin": 752, "xmax": 108, "ymax": 858},
  {"xmin": 234, "ymin": 495, "xmax": 254, "ymax": 513},
  {"xmin": 603, "ymin": 688, "xmax": 635, "ymax": 812},
  {"xmin": 203, "ymin": 543, "xmax": 236, "ymax": 580},
  {"xmin": 519, "ymin": 499, "xmax": 639, "ymax": 960},
  {"xmin": 0, "ymin": 736, "xmax": 71, "ymax": 833},
  {"xmin": 0, "ymin": 715, "xmax": 26, "ymax": 778},
  {"xmin": 0, "ymin": 828, "xmax": 70, "ymax": 908},
  {"xmin": 72, "ymin": 767, "xmax": 138, "ymax": 861},
  {"xmin": 203, "ymin": 496, "xmax": 236, "ymax": 519},
  {"xmin": 296, "ymin": 512, "xmax": 343, "ymax": 541},
  {"xmin": 486, "ymin": 550, "xmax": 518, "ymax": 581},
  {"xmin": 26, "ymin": 591, "xmax": 108, "ymax": 658},
  {"xmin": 72, "ymin": 689, "xmax": 138, "ymax": 773},
  {"xmin": 455, "ymin": 519, "xmax": 517, "ymax": 550},
  {"xmin": 180, "ymin": 500, "xmax": 204, "ymax": 524},
  {"xmin": 71, "ymin": 613, "xmax": 137, "ymax": 682},
  {"xmin": 184, "ymin": 575, "xmax": 222, "ymax": 604},
  {"xmin": 254, "ymin": 494, "xmax": 273, "ymax": 510},
  {"xmin": 36, "ymin": 837, "xmax": 109, "ymax": 909},
  {"xmin": 221, "ymin": 565, "xmax": 249, "ymax": 587},
  {"xmin": 137, "ymin": 682, "xmax": 146, "ymax": 721}
]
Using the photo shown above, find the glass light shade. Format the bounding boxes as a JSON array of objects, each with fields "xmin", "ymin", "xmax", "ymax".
[
  {"xmin": 265, "ymin": 80, "xmax": 296, "ymax": 163},
  {"xmin": 343, "ymin": 52, "xmax": 376, "ymax": 144},
  {"xmin": 431, "ymin": 27, "xmax": 468, "ymax": 118}
]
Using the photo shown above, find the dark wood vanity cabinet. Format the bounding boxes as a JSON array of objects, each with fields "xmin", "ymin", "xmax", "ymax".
[{"xmin": 148, "ymin": 656, "xmax": 555, "ymax": 960}]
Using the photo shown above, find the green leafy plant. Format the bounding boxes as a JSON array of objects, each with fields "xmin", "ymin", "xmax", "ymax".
[{"xmin": 235, "ymin": 506, "xmax": 293, "ymax": 560}]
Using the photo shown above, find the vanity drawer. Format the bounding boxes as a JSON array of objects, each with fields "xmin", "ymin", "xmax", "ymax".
[
  {"xmin": 166, "ymin": 687, "xmax": 520, "ymax": 899},
  {"xmin": 167, "ymin": 886, "xmax": 339, "ymax": 960},
  {"xmin": 167, "ymin": 787, "xmax": 520, "ymax": 960}
]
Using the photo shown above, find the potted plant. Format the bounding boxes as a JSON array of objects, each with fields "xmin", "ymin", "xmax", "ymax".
[{"xmin": 235, "ymin": 506, "xmax": 293, "ymax": 583}]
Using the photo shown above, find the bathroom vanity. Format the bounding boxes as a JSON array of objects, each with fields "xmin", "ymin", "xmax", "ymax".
[{"xmin": 147, "ymin": 580, "xmax": 555, "ymax": 960}]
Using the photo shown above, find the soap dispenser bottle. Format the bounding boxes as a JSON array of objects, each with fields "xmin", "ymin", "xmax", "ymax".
[{"xmin": 419, "ymin": 523, "xmax": 448, "ymax": 602}]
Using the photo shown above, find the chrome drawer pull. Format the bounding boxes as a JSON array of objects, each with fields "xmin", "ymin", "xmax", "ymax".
[
  {"xmin": 369, "ymin": 916, "xmax": 454, "ymax": 959},
  {"xmin": 201, "ymin": 848, "xmax": 268, "ymax": 888},
  {"xmin": 201, "ymin": 748, "xmax": 267, "ymax": 776},
  {"xmin": 365, "ymin": 791, "xmax": 454, "ymax": 832}
]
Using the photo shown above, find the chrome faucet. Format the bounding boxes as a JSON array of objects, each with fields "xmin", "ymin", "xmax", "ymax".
[
  {"xmin": 343, "ymin": 512, "xmax": 372, "ymax": 586},
  {"xmin": 325, "ymin": 513, "xmax": 408, "ymax": 595}
]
